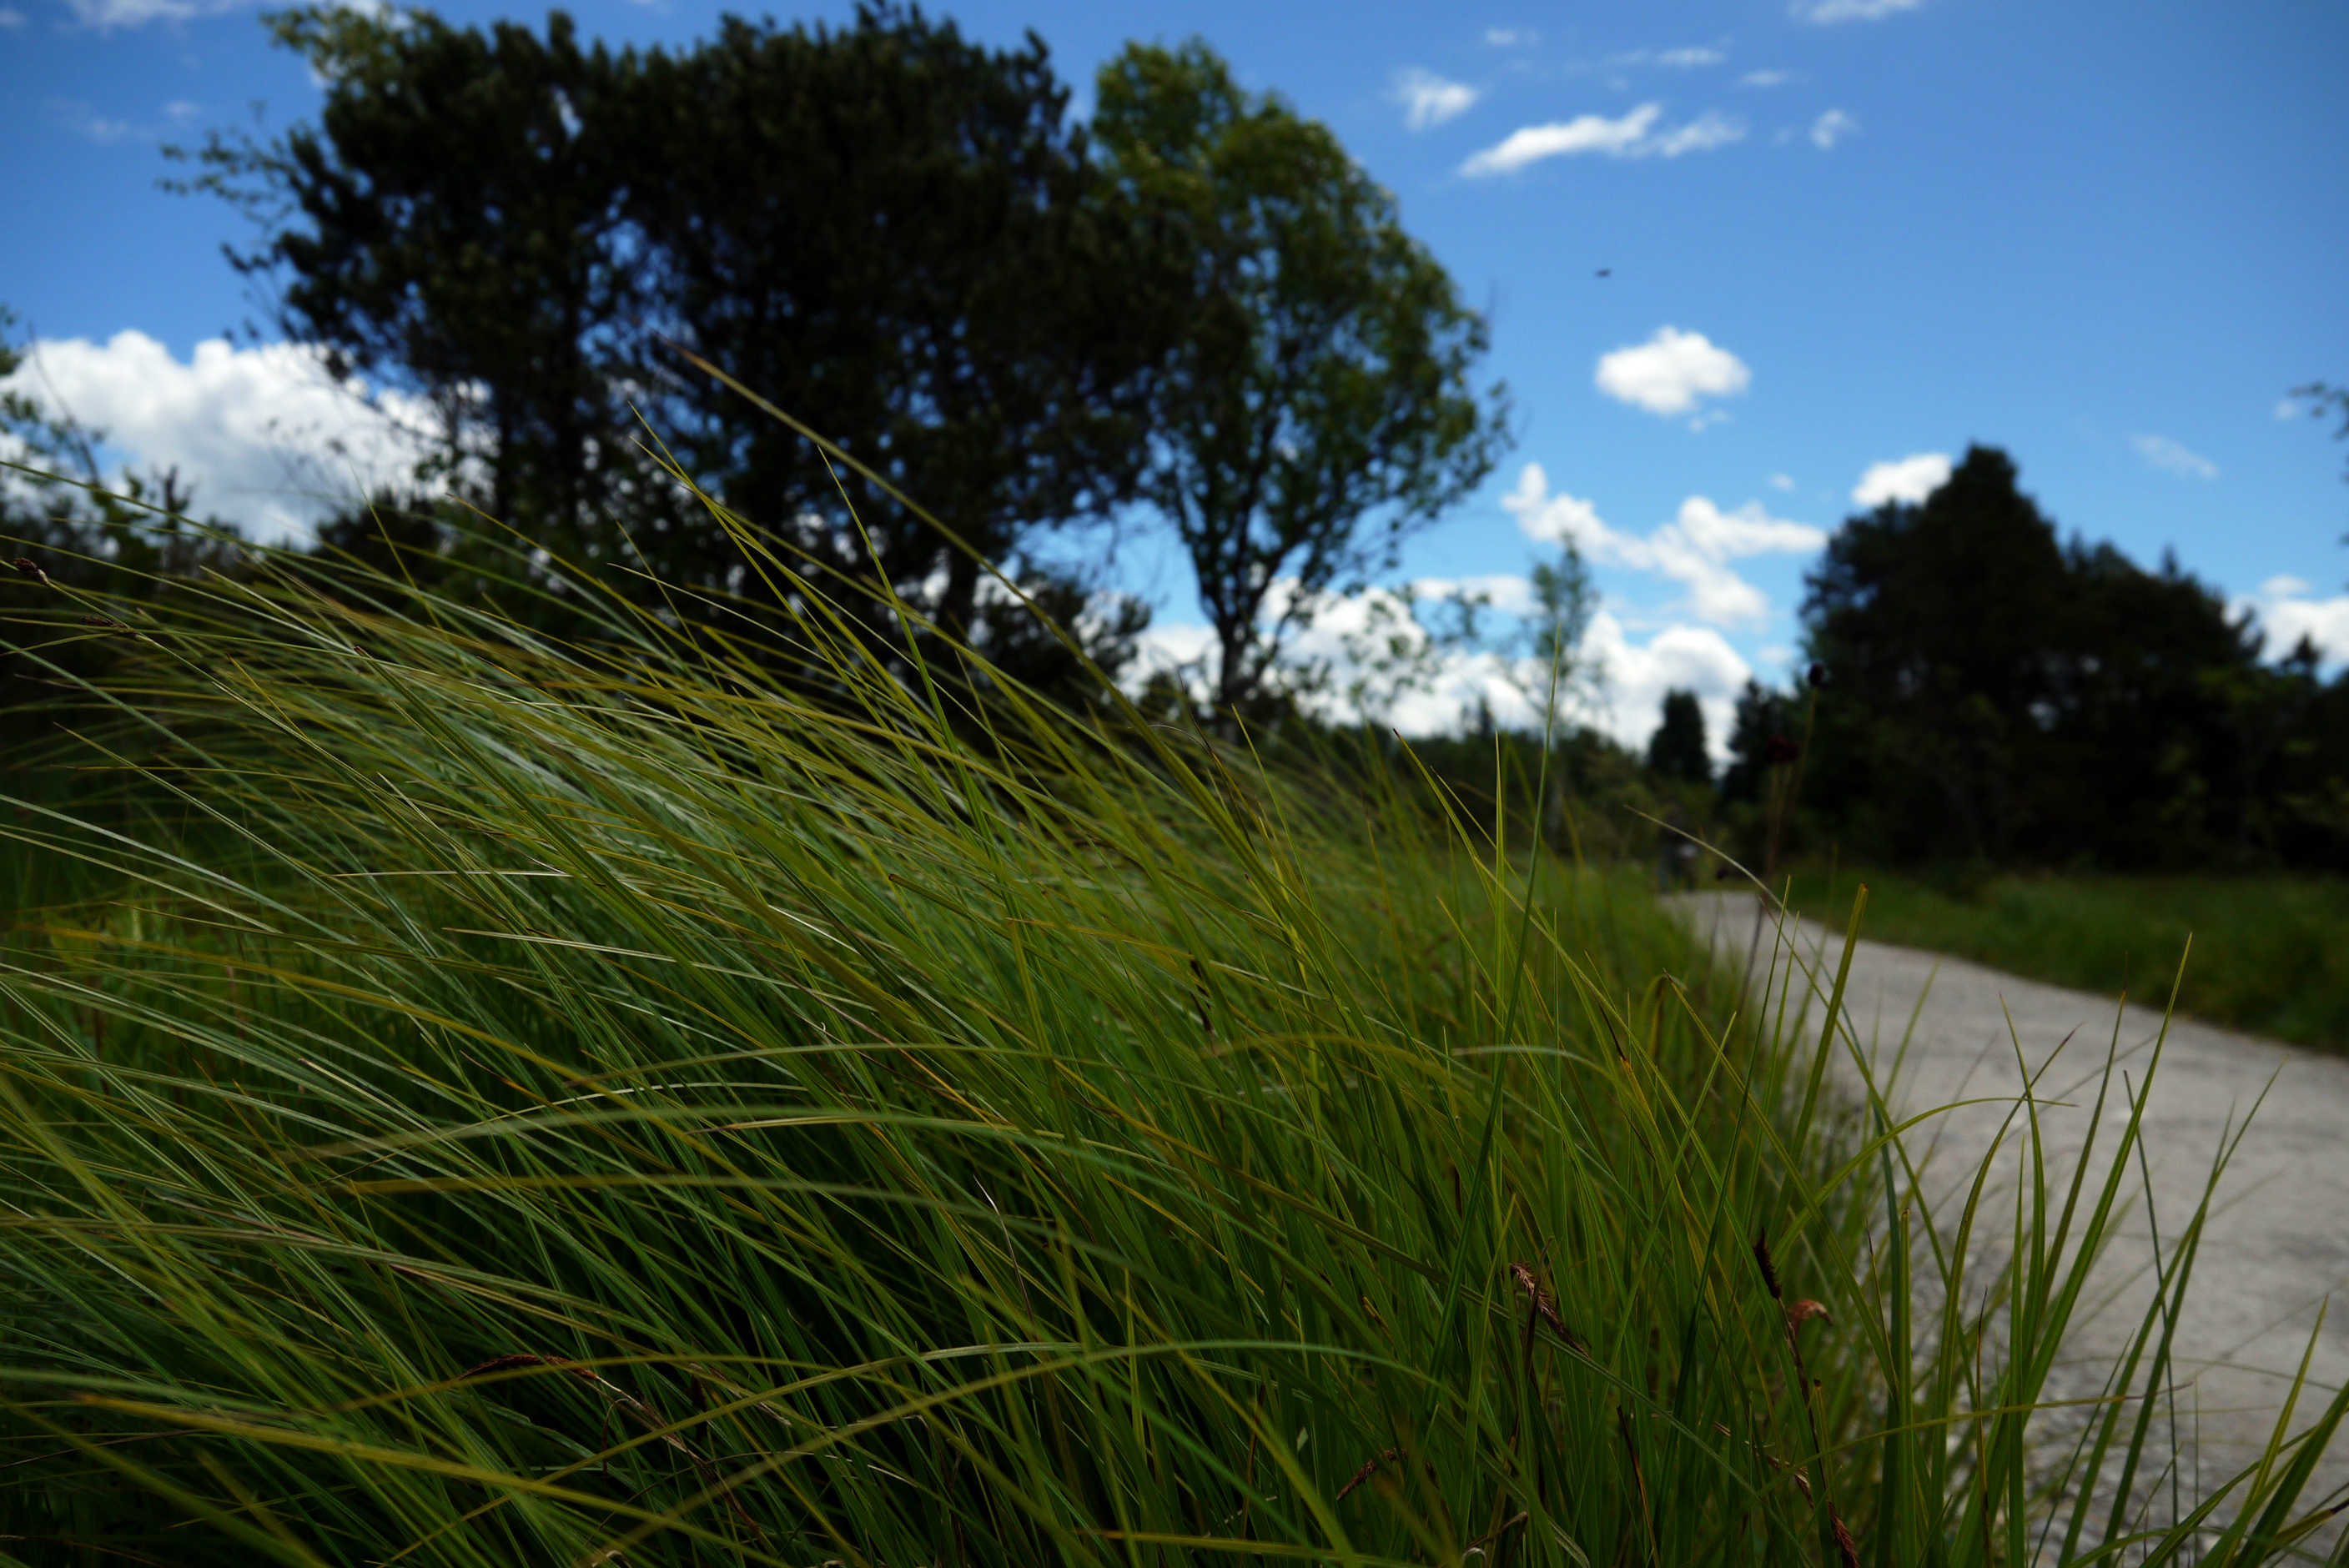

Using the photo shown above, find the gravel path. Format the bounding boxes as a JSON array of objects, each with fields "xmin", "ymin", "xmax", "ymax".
[{"xmin": 1670, "ymin": 890, "xmax": 2349, "ymax": 1541}]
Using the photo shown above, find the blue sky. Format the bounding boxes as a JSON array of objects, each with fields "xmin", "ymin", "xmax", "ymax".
[{"xmin": 4, "ymin": 0, "xmax": 2346, "ymax": 747}]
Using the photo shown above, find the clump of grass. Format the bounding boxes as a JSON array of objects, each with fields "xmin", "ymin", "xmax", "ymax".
[
  {"xmin": 0, "ymin": 475, "xmax": 2343, "ymax": 1564},
  {"xmin": 1794, "ymin": 863, "xmax": 2349, "ymax": 1052}
]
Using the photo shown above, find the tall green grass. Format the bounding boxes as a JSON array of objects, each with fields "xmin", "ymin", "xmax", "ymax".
[
  {"xmin": 1, "ymin": 479, "xmax": 2344, "ymax": 1564},
  {"xmin": 1793, "ymin": 865, "xmax": 2349, "ymax": 1053}
]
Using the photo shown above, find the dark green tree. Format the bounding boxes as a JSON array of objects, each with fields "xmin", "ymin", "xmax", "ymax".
[
  {"xmin": 174, "ymin": 4, "xmax": 1181, "ymax": 689},
  {"xmin": 171, "ymin": 8, "xmax": 656, "ymax": 563},
  {"xmin": 1800, "ymin": 445, "xmax": 2074, "ymax": 862},
  {"xmin": 1797, "ymin": 444, "xmax": 2299, "ymax": 867},
  {"xmin": 1718, "ymin": 678, "xmax": 1790, "ymax": 806},
  {"xmin": 1645, "ymin": 687, "xmax": 1711, "ymax": 786},
  {"xmin": 619, "ymin": 6, "xmax": 1184, "ymax": 651},
  {"xmin": 1091, "ymin": 40, "xmax": 1510, "ymax": 722}
]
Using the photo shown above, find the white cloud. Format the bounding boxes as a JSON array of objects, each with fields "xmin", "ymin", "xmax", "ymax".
[
  {"xmin": 1461, "ymin": 104, "xmax": 1660, "ymax": 173},
  {"xmin": 1593, "ymin": 326, "xmax": 1751, "ymax": 418},
  {"xmin": 2235, "ymin": 576, "xmax": 2349, "ymax": 666},
  {"xmin": 1768, "ymin": 472, "xmax": 1795, "ymax": 491},
  {"xmin": 1809, "ymin": 108, "xmax": 1858, "ymax": 149},
  {"xmin": 1129, "ymin": 587, "xmax": 1752, "ymax": 755},
  {"xmin": 1740, "ymin": 68, "xmax": 1793, "ymax": 88},
  {"xmin": 50, "ymin": 99, "xmax": 144, "ymax": 144},
  {"xmin": 1503, "ymin": 464, "xmax": 1823, "ymax": 627},
  {"xmin": 1582, "ymin": 610, "xmax": 1752, "ymax": 754},
  {"xmin": 1392, "ymin": 68, "xmax": 1480, "ymax": 131},
  {"xmin": 1484, "ymin": 26, "xmax": 1534, "ymax": 47},
  {"xmin": 2276, "ymin": 398, "xmax": 2303, "ymax": 421},
  {"xmin": 1458, "ymin": 103, "xmax": 1745, "ymax": 174},
  {"xmin": 2131, "ymin": 433, "xmax": 2218, "ymax": 480},
  {"xmin": 1410, "ymin": 572, "xmax": 1540, "ymax": 618},
  {"xmin": 1792, "ymin": 0, "xmax": 1924, "ymax": 21},
  {"xmin": 0, "ymin": 7, "xmax": 28, "ymax": 24},
  {"xmin": 66, "ymin": 0, "xmax": 250, "ymax": 26},
  {"xmin": 1648, "ymin": 111, "xmax": 1746, "ymax": 157},
  {"xmin": 0, "ymin": 331, "xmax": 445, "ymax": 541},
  {"xmin": 163, "ymin": 98, "xmax": 203, "ymax": 122},
  {"xmin": 1656, "ymin": 47, "xmax": 1726, "ymax": 67},
  {"xmin": 1851, "ymin": 452, "xmax": 1951, "ymax": 507}
]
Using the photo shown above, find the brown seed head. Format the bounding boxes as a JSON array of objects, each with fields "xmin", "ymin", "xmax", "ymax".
[
  {"xmin": 1832, "ymin": 1511, "xmax": 1860, "ymax": 1568},
  {"xmin": 10, "ymin": 557, "xmax": 51, "ymax": 587},
  {"xmin": 1751, "ymin": 1229, "xmax": 1783, "ymax": 1300}
]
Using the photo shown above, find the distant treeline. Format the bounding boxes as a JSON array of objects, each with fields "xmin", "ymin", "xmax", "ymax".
[{"xmin": 1717, "ymin": 445, "xmax": 2349, "ymax": 873}]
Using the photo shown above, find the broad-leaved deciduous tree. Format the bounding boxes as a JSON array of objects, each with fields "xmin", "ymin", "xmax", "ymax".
[{"xmin": 1092, "ymin": 39, "xmax": 1510, "ymax": 724}]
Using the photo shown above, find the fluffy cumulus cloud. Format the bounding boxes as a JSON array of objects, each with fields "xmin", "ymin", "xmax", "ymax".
[
  {"xmin": 1740, "ymin": 68, "xmax": 1793, "ymax": 88},
  {"xmin": 1581, "ymin": 610, "xmax": 1752, "ymax": 753},
  {"xmin": 1809, "ymin": 108, "xmax": 1858, "ymax": 149},
  {"xmin": 1791, "ymin": 0, "xmax": 1924, "ymax": 21},
  {"xmin": 2235, "ymin": 576, "xmax": 2349, "ymax": 665},
  {"xmin": 1459, "ymin": 103, "xmax": 1744, "ymax": 175},
  {"xmin": 1, "ymin": 331, "xmax": 444, "ymax": 540},
  {"xmin": 1850, "ymin": 452, "xmax": 1951, "ymax": 507},
  {"xmin": 2131, "ymin": 433, "xmax": 2219, "ymax": 480},
  {"xmin": 1504, "ymin": 463, "xmax": 1824, "ymax": 627},
  {"xmin": 1391, "ymin": 68, "xmax": 1480, "ymax": 131},
  {"xmin": 1483, "ymin": 26, "xmax": 1534, "ymax": 47},
  {"xmin": 1593, "ymin": 326, "xmax": 1751, "ymax": 418}
]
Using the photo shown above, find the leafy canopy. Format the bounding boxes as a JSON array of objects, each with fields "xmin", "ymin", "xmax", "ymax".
[{"xmin": 1091, "ymin": 39, "xmax": 1510, "ymax": 721}]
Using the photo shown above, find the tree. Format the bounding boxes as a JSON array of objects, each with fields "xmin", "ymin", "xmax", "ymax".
[
  {"xmin": 175, "ymin": 4, "xmax": 1183, "ymax": 680},
  {"xmin": 1091, "ymin": 40, "xmax": 1510, "ymax": 724},
  {"xmin": 1645, "ymin": 688, "xmax": 1710, "ymax": 786},
  {"xmin": 1517, "ymin": 542, "xmax": 1600, "ymax": 736},
  {"xmin": 1797, "ymin": 444, "xmax": 2288, "ymax": 867},
  {"xmin": 619, "ymin": 6, "xmax": 1185, "ymax": 650},
  {"xmin": 1718, "ymin": 679, "xmax": 1791, "ymax": 807},
  {"xmin": 172, "ymin": 8, "xmax": 656, "ymax": 563},
  {"xmin": 1800, "ymin": 445, "xmax": 2074, "ymax": 861}
]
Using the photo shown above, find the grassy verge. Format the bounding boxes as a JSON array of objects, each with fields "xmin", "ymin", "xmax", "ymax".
[
  {"xmin": 2, "ymin": 487, "xmax": 2345, "ymax": 1562},
  {"xmin": 1788, "ymin": 864, "xmax": 2349, "ymax": 1053}
]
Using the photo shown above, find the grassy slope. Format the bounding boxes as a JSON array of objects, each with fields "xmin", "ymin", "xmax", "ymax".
[
  {"xmin": 1, "ymin": 507, "xmax": 2343, "ymax": 1563},
  {"xmin": 1788, "ymin": 867, "xmax": 2349, "ymax": 1053}
]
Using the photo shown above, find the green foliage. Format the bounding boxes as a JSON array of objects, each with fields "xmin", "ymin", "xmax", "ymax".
[
  {"xmin": 1719, "ymin": 678, "xmax": 1793, "ymax": 807},
  {"xmin": 1798, "ymin": 444, "xmax": 2349, "ymax": 869},
  {"xmin": 5, "ymin": 492, "xmax": 2346, "ymax": 1562},
  {"xmin": 171, "ymin": 3, "xmax": 1174, "ymax": 676},
  {"xmin": 1645, "ymin": 688, "xmax": 1711, "ymax": 787},
  {"xmin": 1091, "ymin": 39, "xmax": 1511, "ymax": 720}
]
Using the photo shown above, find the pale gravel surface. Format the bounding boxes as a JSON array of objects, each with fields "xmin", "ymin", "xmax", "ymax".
[{"xmin": 1670, "ymin": 891, "xmax": 2349, "ymax": 1545}]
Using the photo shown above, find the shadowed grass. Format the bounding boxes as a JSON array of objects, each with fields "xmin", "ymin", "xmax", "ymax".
[{"xmin": 0, "ymin": 477, "xmax": 2343, "ymax": 1564}]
